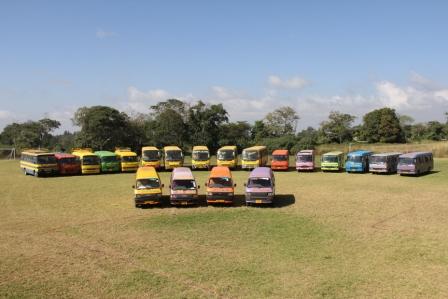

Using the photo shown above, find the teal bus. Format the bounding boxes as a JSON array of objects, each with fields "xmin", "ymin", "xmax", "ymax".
[{"xmin": 94, "ymin": 151, "xmax": 121, "ymax": 173}]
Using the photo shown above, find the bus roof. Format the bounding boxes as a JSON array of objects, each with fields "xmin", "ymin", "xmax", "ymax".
[
  {"xmin": 218, "ymin": 145, "xmax": 237, "ymax": 151},
  {"xmin": 94, "ymin": 151, "xmax": 117, "ymax": 157},
  {"xmin": 323, "ymin": 151, "xmax": 344, "ymax": 156},
  {"xmin": 136, "ymin": 166, "xmax": 159, "ymax": 179},
  {"xmin": 21, "ymin": 149, "xmax": 53, "ymax": 156},
  {"xmin": 171, "ymin": 167, "xmax": 194, "ymax": 180},
  {"xmin": 371, "ymin": 152, "xmax": 402, "ymax": 157},
  {"xmin": 164, "ymin": 146, "xmax": 182, "ymax": 151},
  {"xmin": 54, "ymin": 153, "xmax": 77, "ymax": 159},
  {"xmin": 72, "ymin": 151, "xmax": 97, "ymax": 158},
  {"xmin": 249, "ymin": 167, "xmax": 272, "ymax": 178},
  {"xmin": 399, "ymin": 152, "xmax": 433, "ymax": 158},
  {"xmin": 115, "ymin": 149, "xmax": 137, "ymax": 157},
  {"xmin": 71, "ymin": 148, "xmax": 93, "ymax": 153},
  {"xmin": 347, "ymin": 150, "xmax": 373, "ymax": 157},
  {"xmin": 297, "ymin": 150, "xmax": 314, "ymax": 155},
  {"xmin": 243, "ymin": 146, "xmax": 267, "ymax": 151},
  {"xmin": 272, "ymin": 149, "xmax": 288, "ymax": 156},
  {"xmin": 192, "ymin": 146, "xmax": 209, "ymax": 151},
  {"xmin": 209, "ymin": 166, "xmax": 231, "ymax": 178},
  {"xmin": 142, "ymin": 146, "xmax": 159, "ymax": 151}
]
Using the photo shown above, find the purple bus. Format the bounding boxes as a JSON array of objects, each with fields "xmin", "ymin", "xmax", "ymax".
[
  {"xmin": 244, "ymin": 167, "xmax": 275, "ymax": 205},
  {"xmin": 397, "ymin": 152, "xmax": 433, "ymax": 175},
  {"xmin": 295, "ymin": 150, "xmax": 315, "ymax": 171}
]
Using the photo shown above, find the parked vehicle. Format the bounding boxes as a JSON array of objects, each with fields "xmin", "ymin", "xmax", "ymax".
[
  {"xmin": 345, "ymin": 150, "xmax": 373, "ymax": 173},
  {"xmin": 20, "ymin": 149, "xmax": 58, "ymax": 177},
  {"xmin": 133, "ymin": 166, "xmax": 164, "ymax": 207},
  {"xmin": 163, "ymin": 146, "xmax": 184, "ymax": 170},
  {"xmin": 369, "ymin": 152, "xmax": 401, "ymax": 174},
  {"xmin": 94, "ymin": 151, "xmax": 121, "ymax": 173},
  {"xmin": 55, "ymin": 153, "xmax": 81, "ymax": 175},
  {"xmin": 191, "ymin": 146, "xmax": 210, "ymax": 170},
  {"xmin": 271, "ymin": 149, "xmax": 289, "ymax": 171},
  {"xmin": 115, "ymin": 148, "xmax": 139, "ymax": 172},
  {"xmin": 169, "ymin": 167, "xmax": 200, "ymax": 205},
  {"xmin": 216, "ymin": 145, "xmax": 238, "ymax": 169},
  {"xmin": 397, "ymin": 152, "xmax": 434, "ymax": 175},
  {"xmin": 141, "ymin": 146, "xmax": 162, "ymax": 169},
  {"xmin": 296, "ymin": 150, "xmax": 315, "ymax": 171},
  {"xmin": 321, "ymin": 151, "xmax": 344, "ymax": 172},
  {"xmin": 72, "ymin": 148, "xmax": 101, "ymax": 174},
  {"xmin": 205, "ymin": 166, "xmax": 236, "ymax": 204},
  {"xmin": 241, "ymin": 146, "xmax": 268, "ymax": 170},
  {"xmin": 244, "ymin": 167, "xmax": 275, "ymax": 205}
]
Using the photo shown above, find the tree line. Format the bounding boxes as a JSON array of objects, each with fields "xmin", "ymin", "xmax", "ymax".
[{"xmin": 1, "ymin": 99, "xmax": 448, "ymax": 154}]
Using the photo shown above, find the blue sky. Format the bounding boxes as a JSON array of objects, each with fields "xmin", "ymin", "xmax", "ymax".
[{"xmin": 1, "ymin": 0, "xmax": 448, "ymax": 132}]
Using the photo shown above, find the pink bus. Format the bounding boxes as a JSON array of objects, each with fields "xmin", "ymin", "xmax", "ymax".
[{"xmin": 295, "ymin": 150, "xmax": 315, "ymax": 171}]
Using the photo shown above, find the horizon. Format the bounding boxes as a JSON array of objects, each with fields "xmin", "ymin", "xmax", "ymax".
[{"xmin": 1, "ymin": 1, "xmax": 448, "ymax": 133}]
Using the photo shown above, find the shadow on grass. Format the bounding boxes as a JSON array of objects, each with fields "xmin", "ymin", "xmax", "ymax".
[{"xmin": 399, "ymin": 170, "xmax": 440, "ymax": 177}]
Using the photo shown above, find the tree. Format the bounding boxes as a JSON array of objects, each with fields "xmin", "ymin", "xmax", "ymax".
[
  {"xmin": 251, "ymin": 120, "xmax": 269, "ymax": 142},
  {"xmin": 263, "ymin": 106, "xmax": 299, "ymax": 137},
  {"xmin": 0, "ymin": 119, "xmax": 60, "ymax": 149},
  {"xmin": 398, "ymin": 114, "xmax": 414, "ymax": 142},
  {"xmin": 73, "ymin": 106, "xmax": 134, "ymax": 150},
  {"xmin": 319, "ymin": 111, "xmax": 356, "ymax": 144},
  {"xmin": 424, "ymin": 121, "xmax": 446, "ymax": 141},
  {"xmin": 219, "ymin": 121, "xmax": 252, "ymax": 150},
  {"xmin": 295, "ymin": 127, "xmax": 319, "ymax": 151},
  {"xmin": 361, "ymin": 108, "xmax": 403, "ymax": 143}
]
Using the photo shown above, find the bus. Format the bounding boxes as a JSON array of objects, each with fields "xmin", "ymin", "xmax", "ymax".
[
  {"xmin": 345, "ymin": 150, "xmax": 373, "ymax": 173},
  {"xmin": 191, "ymin": 146, "xmax": 210, "ymax": 170},
  {"xmin": 133, "ymin": 166, "xmax": 164, "ymax": 207},
  {"xmin": 163, "ymin": 146, "xmax": 184, "ymax": 170},
  {"xmin": 72, "ymin": 148, "xmax": 101, "ymax": 174},
  {"xmin": 20, "ymin": 149, "xmax": 58, "ymax": 177},
  {"xmin": 321, "ymin": 151, "xmax": 344, "ymax": 172},
  {"xmin": 55, "ymin": 153, "xmax": 81, "ymax": 175},
  {"xmin": 369, "ymin": 152, "xmax": 401, "ymax": 174},
  {"xmin": 296, "ymin": 150, "xmax": 315, "ymax": 171},
  {"xmin": 141, "ymin": 146, "xmax": 162, "ymax": 169},
  {"xmin": 94, "ymin": 151, "xmax": 121, "ymax": 173},
  {"xmin": 216, "ymin": 145, "xmax": 238, "ymax": 169},
  {"xmin": 115, "ymin": 148, "xmax": 139, "ymax": 172},
  {"xmin": 270, "ymin": 149, "xmax": 289, "ymax": 171},
  {"xmin": 241, "ymin": 146, "xmax": 268, "ymax": 170},
  {"xmin": 397, "ymin": 152, "xmax": 434, "ymax": 176}
]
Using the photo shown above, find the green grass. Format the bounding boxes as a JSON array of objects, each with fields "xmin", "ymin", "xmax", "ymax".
[{"xmin": 1, "ymin": 160, "xmax": 448, "ymax": 298}]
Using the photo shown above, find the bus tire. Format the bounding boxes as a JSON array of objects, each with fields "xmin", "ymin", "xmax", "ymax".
[{"xmin": 23, "ymin": 168, "xmax": 28, "ymax": 175}]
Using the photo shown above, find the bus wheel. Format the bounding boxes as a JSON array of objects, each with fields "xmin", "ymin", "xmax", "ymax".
[{"xmin": 23, "ymin": 168, "xmax": 28, "ymax": 175}]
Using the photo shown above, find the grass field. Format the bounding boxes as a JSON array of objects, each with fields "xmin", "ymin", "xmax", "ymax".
[{"xmin": 1, "ymin": 160, "xmax": 448, "ymax": 298}]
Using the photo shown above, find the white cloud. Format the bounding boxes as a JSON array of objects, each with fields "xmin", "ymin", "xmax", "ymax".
[
  {"xmin": 268, "ymin": 75, "xmax": 309, "ymax": 89},
  {"xmin": 0, "ymin": 110, "xmax": 14, "ymax": 120},
  {"xmin": 96, "ymin": 28, "xmax": 117, "ymax": 39},
  {"xmin": 376, "ymin": 81, "xmax": 410, "ymax": 108}
]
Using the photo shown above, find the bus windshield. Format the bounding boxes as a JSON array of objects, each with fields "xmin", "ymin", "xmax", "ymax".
[
  {"xmin": 247, "ymin": 178, "xmax": 272, "ymax": 188},
  {"xmin": 347, "ymin": 156, "xmax": 363, "ymax": 163},
  {"xmin": 82, "ymin": 155, "xmax": 100, "ymax": 165},
  {"xmin": 172, "ymin": 179, "xmax": 196, "ymax": 190},
  {"xmin": 208, "ymin": 177, "xmax": 232, "ymax": 188},
  {"xmin": 192, "ymin": 151, "xmax": 209, "ymax": 161},
  {"xmin": 370, "ymin": 156, "xmax": 386, "ymax": 164},
  {"xmin": 322, "ymin": 156, "xmax": 339, "ymax": 163},
  {"xmin": 37, "ymin": 155, "xmax": 56, "ymax": 164},
  {"xmin": 136, "ymin": 178, "xmax": 160, "ymax": 189},
  {"xmin": 166, "ymin": 150, "xmax": 182, "ymax": 161},
  {"xmin": 217, "ymin": 150, "xmax": 235, "ymax": 160},
  {"xmin": 59, "ymin": 157, "xmax": 79, "ymax": 164},
  {"xmin": 101, "ymin": 156, "xmax": 119, "ymax": 163},
  {"xmin": 242, "ymin": 150, "xmax": 259, "ymax": 161},
  {"xmin": 272, "ymin": 155, "xmax": 288, "ymax": 161},
  {"xmin": 399, "ymin": 158, "xmax": 415, "ymax": 165},
  {"xmin": 122, "ymin": 156, "xmax": 137, "ymax": 162},
  {"xmin": 142, "ymin": 150, "xmax": 160, "ymax": 162},
  {"xmin": 298, "ymin": 155, "xmax": 312, "ymax": 162}
]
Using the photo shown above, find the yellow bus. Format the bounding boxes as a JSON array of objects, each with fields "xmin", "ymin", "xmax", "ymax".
[
  {"xmin": 115, "ymin": 147, "xmax": 139, "ymax": 172},
  {"xmin": 133, "ymin": 166, "xmax": 164, "ymax": 207},
  {"xmin": 217, "ymin": 145, "xmax": 238, "ymax": 169},
  {"xmin": 163, "ymin": 146, "xmax": 183, "ymax": 170},
  {"xmin": 141, "ymin": 146, "xmax": 162, "ymax": 169},
  {"xmin": 191, "ymin": 145, "xmax": 210, "ymax": 170},
  {"xmin": 20, "ymin": 149, "xmax": 58, "ymax": 177},
  {"xmin": 241, "ymin": 146, "xmax": 268, "ymax": 169},
  {"xmin": 71, "ymin": 148, "xmax": 101, "ymax": 174}
]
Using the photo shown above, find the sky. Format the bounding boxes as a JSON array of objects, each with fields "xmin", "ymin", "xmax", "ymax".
[{"xmin": 1, "ymin": 0, "xmax": 448, "ymax": 132}]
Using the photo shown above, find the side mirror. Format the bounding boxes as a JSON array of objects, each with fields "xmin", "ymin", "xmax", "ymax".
[
  {"xmin": 243, "ymin": 183, "xmax": 247, "ymax": 187},
  {"xmin": 205, "ymin": 183, "xmax": 208, "ymax": 187},
  {"xmin": 234, "ymin": 184, "xmax": 237, "ymax": 187},
  {"xmin": 131, "ymin": 185, "xmax": 135, "ymax": 189},
  {"xmin": 168, "ymin": 185, "xmax": 171, "ymax": 189},
  {"xmin": 198, "ymin": 185, "xmax": 201, "ymax": 189},
  {"xmin": 161, "ymin": 184, "xmax": 165, "ymax": 188}
]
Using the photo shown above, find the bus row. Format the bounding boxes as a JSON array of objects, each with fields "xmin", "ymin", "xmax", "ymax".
[
  {"xmin": 19, "ymin": 146, "xmax": 434, "ymax": 177},
  {"xmin": 133, "ymin": 166, "xmax": 275, "ymax": 208}
]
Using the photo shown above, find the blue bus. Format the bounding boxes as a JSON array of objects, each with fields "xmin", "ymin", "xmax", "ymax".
[{"xmin": 345, "ymin": 150, "xmax": 373, "ymax": 173}]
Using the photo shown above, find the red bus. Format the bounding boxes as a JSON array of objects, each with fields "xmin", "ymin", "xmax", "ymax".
[{"xmin": 55, "ymin": 153, "xmax": 81, "ymax": 175}]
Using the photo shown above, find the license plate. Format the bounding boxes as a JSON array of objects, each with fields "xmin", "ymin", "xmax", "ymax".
[
  {"xmin": 181, "ymin": 201, "xmax": 189, "ymax": 205},
  {"xmin": 256, "ymin": 199, "xmax": 262, "ymax": 204},
  {"xmin": 144, "ymin": 201, "xmax": 156, "ymax": 204},
  {"xmin": 216, "ymin": 200, "xmax": 225, "ymax": 203}
]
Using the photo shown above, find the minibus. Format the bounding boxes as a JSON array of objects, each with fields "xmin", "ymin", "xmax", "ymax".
[
  {"xmin": 205, "ymin": 166, "xmax": 236, "ymax": 204},
  {"xmin": 141, "ymin": 146, "xmax": 162, "ymax": 169},
  {"xmin": 270, "ymin": 149, "xmax": 289, "ymax": 171},
  {"xmin": 191, "ymin": 145, "xmax": 210, "ymax": 170},
  {"xmin": 345, "ymin": 150, "xmax": 373, "ymax": 173},
  {"xmin": 132, "ymin": 166, "xmax": 164, "ymax": 207},
  {"xmin": 94, "ymin": 151, "xmax": 121, "ymax": 173},
  {"xmin": 115, "ymin": 148, "xmax": 139, "ymax": 172},
  {"xmin": 241, "ymin": 146, "xmax": 268, "ymax": 170},
  {"xmin": 217, "ymin": 145, "xmax": 238, "ymax": 169},
  {"xmin": 169, "ymin": 167, "xmax": 200, "ymax": 205},
  {"xmin": 244, "ymin": 167, "xmax": 275, "ymax": 205},
  {"xmin": 321, "ymin": 151, "xmax": 344, "ymax": 172},
  {"xmin": 55, "ymin": 153, "xmax": 81, "ymax": 175},
  {"xmin": 71, "ymin": 148, "xmax": 101, "ymax": 174},
  {"xmin": 296, "ymin": 150, "xmax": 315, "ymax": 171},
  {"xmin": 397, "ymin": 152, "xmax": 434, "ymax": 175},
  {"xmin": 20, "ymin": 149, "xmax": 58, "ymax": 177},
  {"xmin": 163, "ymin": 146, "xmax": 184, "ymax": 170},
  {"xmin": 369, "ymin": 152, "xmax": 401, "ymax": 174}
]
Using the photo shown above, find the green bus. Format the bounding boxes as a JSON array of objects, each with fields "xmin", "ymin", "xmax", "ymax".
[{"xmin": 94, "ymin": 151, "xmax": 121, "ymax": 173}]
